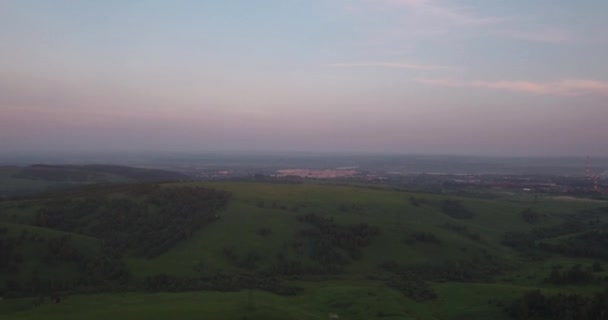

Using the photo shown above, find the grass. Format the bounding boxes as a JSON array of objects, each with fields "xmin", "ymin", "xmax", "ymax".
[
  {"xmin": 0, "ymin": 284, "xmax": 505, "ymax": 320},
  {"xmin": 3, "ymin": 280, "xmax": 593, "ymax": 320},
  {"xmin": 130, "ymin": 181, "xmax": 597, "ymax": 278},
  {"xmin": 1, "ymin": 181, "xmax": 607, "ymax": 319}
]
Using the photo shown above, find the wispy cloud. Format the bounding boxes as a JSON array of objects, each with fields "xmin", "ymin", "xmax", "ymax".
[
  {"xmin": 347, "ymin": 0, "xmax": 576, "ymax": 45},
  {"xmin": 500, "ymin": 28, "xmax": 575, "ymax": 44},
  {"xmin": 330, "ymin": 61, "xmax": 450, "ymax": 70},
  {"xmin": 378, "ymin": 0, "xmax": 501, "ymax": 26},
  {"xmin": 418, "ymin": 78, "xmax": 608, "ymax": 96}
]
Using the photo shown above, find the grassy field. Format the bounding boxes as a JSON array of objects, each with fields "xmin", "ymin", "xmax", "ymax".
[
  {"xmin": 130, "ymin": 181, "xmax": 601, "ymax": 277},
  {"xmin": 0, "ymin": 283, "xmax": 520, "ymax": 320},
  {"xmin": 1, "ymin": 181, "xmax": 607, "ymax": 319},
  {"xmin": 2, "ymin": 281, "xmax": 599, "ymax": 320}
]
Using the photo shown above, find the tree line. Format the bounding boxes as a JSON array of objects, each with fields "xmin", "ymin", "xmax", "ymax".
[
  {"xmin": 506, "ymin": 289, "xmax": 608, "ymax": 320},
  {"xmin": 33, "ymin": 185, "xmax": 231, "ymax": 257}
]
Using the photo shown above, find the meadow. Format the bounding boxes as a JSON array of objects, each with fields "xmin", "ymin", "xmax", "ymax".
[{"xmin": 1, "ymin": 181, "xmax": 607, "ymax": 319}]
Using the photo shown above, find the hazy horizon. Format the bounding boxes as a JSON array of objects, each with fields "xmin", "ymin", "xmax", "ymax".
[
  {"xmin": 2, "ymin": 1, "xmax": 608, "ymax": 156},
  {"xmin": 3, "ymin": 150, "xmax": 608, "ymax": 160}
]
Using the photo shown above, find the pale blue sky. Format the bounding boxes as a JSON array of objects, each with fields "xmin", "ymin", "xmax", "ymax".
[{"xmin": 1, "ymin": 0, "xmax": 607, "ymax": 156}]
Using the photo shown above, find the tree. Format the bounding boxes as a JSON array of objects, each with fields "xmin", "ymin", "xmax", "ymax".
[
  {"xmin": 240, "ymin": 272, "xmax": 256, "ymax": 311},
  {"xmin": 592, "ymin": 261, "xmax": 604, "ymax": 272},
  {"xmin": 522, "ymin": 208, "xmax": 541, "ymax": 223}
]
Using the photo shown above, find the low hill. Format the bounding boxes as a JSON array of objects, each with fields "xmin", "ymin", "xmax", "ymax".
[
  {"xmin": 1, "ymin": 181, "xmax": 608, "ymax": 319},
  {"xmin": 17, "ymin": 165, "xmax": 190, "ymax": 183},
  {"xmin": 0, "ymin": 165, "xmax": 190, "ymax": 197}
]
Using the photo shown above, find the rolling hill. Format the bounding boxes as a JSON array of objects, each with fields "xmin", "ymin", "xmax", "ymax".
[
  {"xmin": 0, "ymin": 165, "xmax": 190, "ymax": 197},
  {"xmin": 1, "ymin": 181, "xmax": 607, "ymax": 319}
]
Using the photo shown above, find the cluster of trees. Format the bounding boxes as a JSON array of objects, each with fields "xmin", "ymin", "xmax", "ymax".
[
  {"xmin": 503, "ymin": 212, "xmax": 608, "ymax": 260},
  {"xmin": 404, "ymin": 232, "xmax": 441, "ymax": 245},
  {"xmin": 381, "ymin": 248, "xmax": 506, "ymax": 283},
  {"xmin": 141, "ymin": 272, "xmax": 302, "ymax": 296},
  {"xmin": 43, "ymin": 235, "xmax": 88, "ymax": 266},
  {"xmin": 0, "ymin": 229, "xmax": 77, "ymax": 276},
  {"xmin": 2, "ymin": 185, "xmax": 233, "ymax": 299},
  {"xmin": 10, "ymin": 268, "xmax": 299, "ymax": 299},
  {"xmin": 539, "ymin": 231, "xmax": 608, "ymax": 259},
  {"xmin": 545, "ymin": 264, "xmax": 598, "ymax": 285},
  {"xmin": 386, "ymin": 273, "xmax": 437, "ymax": 301},
  {"xmin": 219, "ymin": 245, "xmax": 336, "ymax": 278},
  {"xmin": 410, "ymin": 253, "xmax": 506, "ymax": 282},
  {"xmin": 408, "ymin": 197, "xmax": 428, "ymax": 207},
  {"xmin": 0, "ymin": 228, "xmax": 22, "ymax": 273},
  {"xmin": 221, "ymin": 247, "xmax": 262, "ymax": 269},
  {"xmin": 501, "ymin": 232, "xmax": 536, "ymax": 251},
  {"xmin": 531, "ymin": 218, "xmax": 588, "ymax": 239},
  {"xmin": 264, "ymin": 255, "xmax": 314, "ymax": 276},
  {"xmin": 502, "ymin": 215, "xmax": 590, "ymax": 252},
  {"xmin": 506, "ymin": 289, "xmax": 608, "ymax": 320},
  {"xmin": 295, "ymin": 214, "xmax": 380, "ymax": 270},
  {"xmin": 258, "ymin": 200, "xmax": 306, "ymax": 213},
  {"xmin": 34, "ymin": 186, "xmax": 231, "ymax": 257},
  {"xmin": 378, "ymin": 250, "xmax": 507, "ymax": 301},
  {"xmin": 257, "ymin": 227, "xmax": 272, "ymax": 237},
  {"xmin": 232, "ymin": 214, "xmax": 384, "ymax": 277},
  {"xmin": 441, "ymin": 200, "xmax": 474, "ymax": 219},
  {"xmin": 338, "ymin": 203, "xmax": 365, "ymax": 213},
  {"xmin": 521, "ymin": 208, "xmax": 542, "ymax": 224},
  {"xmin": 1, "ymin": 232, "xmax": 129, "ymax": 298},
  {"xmin": 4, "ymin": 259, "xmax": 129, "ymax": 298},
  {"xmin": 378, "ymin": 261, "xmax": 437, "ymax": 301}
]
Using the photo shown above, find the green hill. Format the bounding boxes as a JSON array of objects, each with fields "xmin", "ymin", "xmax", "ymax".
[
  {"xmin": 1, "ymin": 181, "xmax": 608, "ymax": 319},
  {"xmin": 0, "ymin": 165, "xmax": 190, "ymax": 197}
]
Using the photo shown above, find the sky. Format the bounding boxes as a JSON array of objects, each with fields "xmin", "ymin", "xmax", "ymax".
[{"xmin": 1, "ymin": 0, "xmax": 608, "ymax": 156}]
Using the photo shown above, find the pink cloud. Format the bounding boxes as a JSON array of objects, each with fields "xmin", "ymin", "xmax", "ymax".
[
  {"xmin": 418, "ymin": 78, "xmax": 608, "ymax": 96},
  {"xmin": 559, "ymin": 80, "xmax": 608, "ymax": 94},
  {"xmin": 330, "ymin": 61, "xmax": 450, "ymax": 70}
]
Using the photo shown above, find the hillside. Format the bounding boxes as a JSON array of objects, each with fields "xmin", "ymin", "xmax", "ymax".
[
  {"xmin": 1, "ymin": 181, "xmax": 608, "ymax": 319},
  {"xmin": 0, "ymin": 165, "xmax": 190, "ymax": 197}
]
